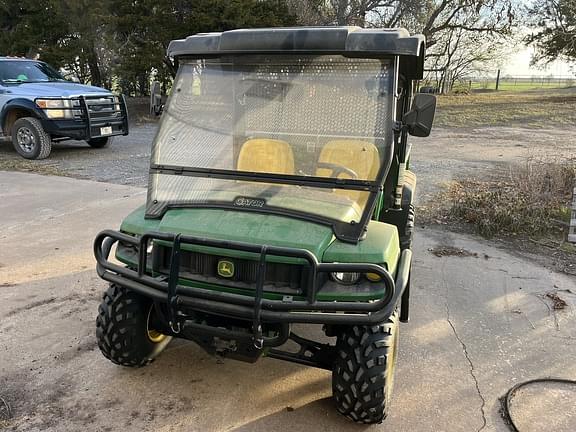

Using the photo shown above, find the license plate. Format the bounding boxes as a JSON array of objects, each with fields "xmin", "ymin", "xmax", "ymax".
[{"xmin": 100, "ymin": 126, "xmax": 112, "ymax": 136}]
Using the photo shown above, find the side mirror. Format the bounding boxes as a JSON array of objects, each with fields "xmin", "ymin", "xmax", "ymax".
[
  {"xmin": 403, "ymin": 93, "xmax": 436, "ymax": 137},
  {"xmin": 150, "ymin": 81, "xmax": 163, "ymax": 116}
]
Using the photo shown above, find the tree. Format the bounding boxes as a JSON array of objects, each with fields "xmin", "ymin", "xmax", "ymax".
[
  {"xmin": 288, "ymin": 0, "xmax": 515, "ymax": 46},
  {"xmin": 0, "ymin": 0, "xmax": 65, "ymax": 58},
  {"xmin": 288, "ymin": 0, "xmax": 516, "ymax": 89},
  {"xmin": 0, "ymin": 0, "xmax": 296, "ymax": 95},
  {"xmin": 110, "ymin": 0, "xmax": 297, "ymax": 96},
  {"xmin": 426, "ymin": 28, "xmax": 506, "ymax": 92},
  {"xmin": 0, "ymin": 0, "xmax": 113, "ymax": 87},
  {"xmin": 526, "ymin": 0, "xmax": 576, "ymax": 63}
]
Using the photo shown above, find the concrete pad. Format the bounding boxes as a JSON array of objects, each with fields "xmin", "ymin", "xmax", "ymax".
[
  {"xmin": 0, "ymin": 172, "xmax": 145, "ymax": 284},
  {"xmin": 1, "ymin": 172, "xmax": 575, "ymax": 432}
]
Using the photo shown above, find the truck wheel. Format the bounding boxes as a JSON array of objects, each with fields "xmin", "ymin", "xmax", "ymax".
[
  {"xmin": 11, "ymin": 117, "xmax": 52, "ymax": 159},
  {"xmin": 87, "ymin": 137, "xmax": 110, "ymax": 148},
  {"xmin": 332, "ymin": 311, "xmax": 399, "ymax": 424},
  {"xmin": 96, "ymin": 284, "xmax": 171, "ymax": 367}
]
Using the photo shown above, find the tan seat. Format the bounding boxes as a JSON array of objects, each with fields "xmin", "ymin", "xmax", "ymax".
[
  {"xmin": 237, "ymin": 139, "xmax": 295, "ymax": 174},
  {"xmin": 316, "ymin": 140, "xmax": 380, "ymax": 207}
]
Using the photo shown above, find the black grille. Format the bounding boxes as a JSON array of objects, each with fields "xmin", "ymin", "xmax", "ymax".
[
  {"xmin": 157, "ymin": 247, "xmax": 306, "ymax": 294},
  {"xmin": 71, "ymin": 96, "xmax": 121, "ymax": 120},
  {"xmin": 88, "ymin": 96, "xmax": 115, "ymax": 116}
]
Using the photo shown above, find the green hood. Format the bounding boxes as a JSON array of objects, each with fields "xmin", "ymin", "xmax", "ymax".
[
  {"xmin": 120, "ymin": 206, "xmax": 399, "ymax": 268},
  {"xmin": 120, "ymin": 206, "xmax": 335, "ymax": 259}
]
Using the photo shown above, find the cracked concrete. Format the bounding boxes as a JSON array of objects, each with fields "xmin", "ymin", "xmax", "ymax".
[
  {"xmin": 440, "ymin": 257, "xmax": 487, "ymax": 432},
  {"xmin": 1, "ymin": 173, "xmax": 576, "ymax": 431},
  {"xmin": 445, "ymin": 304, "xmax": 487, "ymax": 432}
]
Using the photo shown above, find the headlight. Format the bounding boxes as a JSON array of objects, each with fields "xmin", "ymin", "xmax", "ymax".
[
  {"xmin": 36, "ymin": 99, "xmax": 73, "ymax": 119},
  {"xmin": 331, "ymin": 272, "xmax": 361, "ymax": 285},
  {"xmin": 366, "ymin": 272, "xmax": 382, "ymax": 282},
  {"xmin": 114, "ymin": 96, "xmax": 121, "ymax": 113}
]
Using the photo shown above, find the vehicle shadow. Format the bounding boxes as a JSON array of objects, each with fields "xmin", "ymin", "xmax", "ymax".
[{"xmin": 229, "ymin": 397, "xmax": 374, "ymax": 432}]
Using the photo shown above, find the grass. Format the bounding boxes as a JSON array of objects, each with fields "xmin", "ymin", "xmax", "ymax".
[
  {"xmin": 435, "ymin": 87, "xmax": 576, "ymax": 128},
  {"xmin": 471, "ymin": 81, "xmax": 573, "ymax": 92},
  {"xmin": 434, "ymin": 158, "xmax": 575, "ymax": 240}
]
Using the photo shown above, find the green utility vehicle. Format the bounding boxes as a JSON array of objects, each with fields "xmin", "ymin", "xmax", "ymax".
[{"xmin": 94, "ymin": 27, "xmax": 435, "ymax": 424}]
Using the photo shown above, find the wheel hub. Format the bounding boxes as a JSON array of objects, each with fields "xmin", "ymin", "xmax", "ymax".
[
  {"xmin": 146, "ymin": 306, "xmax": 167, "ymax": 343},
  {"xmin": 16, "ymin": 127, "xmax": 36, "ymax": 153}
]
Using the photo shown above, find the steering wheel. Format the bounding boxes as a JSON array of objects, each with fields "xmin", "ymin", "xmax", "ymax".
[{"xmin": 317, "ymin": 162, "xmax": 358, "ymax": 179}]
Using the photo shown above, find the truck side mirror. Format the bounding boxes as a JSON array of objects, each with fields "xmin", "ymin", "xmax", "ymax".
[
  {"xmin": 150, "ymin": 81, "xmax": 163, "ymax": 116},
  {"xmin": 403, "ymin": 93, "xmax": 436, "ymax": 137}
]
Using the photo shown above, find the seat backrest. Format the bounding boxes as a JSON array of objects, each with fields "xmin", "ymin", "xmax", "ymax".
[
  {"xmin": 237, "ymin": 139, "xmax": 295, "ymax": 174},
  {"xmin": 316, "ymin": 140, "xmax": 380, "ymax": 207},
  {"xmin": 316, "ymin": 140, "xmax": 380, "ymax": 180}
]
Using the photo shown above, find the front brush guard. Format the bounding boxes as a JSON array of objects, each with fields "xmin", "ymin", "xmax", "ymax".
[{"xmin": 94, "ymin": 230, "xmax": 411, "ymax": 346}]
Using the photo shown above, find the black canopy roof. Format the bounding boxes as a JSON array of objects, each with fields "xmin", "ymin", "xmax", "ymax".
[{"xmin": 167, "ymin": 27, "xmax": 426, "ymax": 78}]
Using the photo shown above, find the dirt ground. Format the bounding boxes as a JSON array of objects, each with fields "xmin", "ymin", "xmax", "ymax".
[
  {"xmin": 1, "ymin": 97, "xmax": 576, "ymax": 431},
  {"xmin": 411, "ymin": 126, "xmax": 576, "ymax": 202}
]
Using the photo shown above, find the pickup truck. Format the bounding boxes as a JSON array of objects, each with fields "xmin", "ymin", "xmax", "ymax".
[{"xmin": 0, "ymin": 57, "xmax": 129, "ymax": 159}]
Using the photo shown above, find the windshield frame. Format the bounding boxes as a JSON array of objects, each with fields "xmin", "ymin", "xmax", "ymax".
[
  {"xmin": 0, "ymin": 60, "xmax": 66, "ymax": 85},
  {"xmin": 148, "ymin": 54, "xmax": 399, "ymax": 243}
]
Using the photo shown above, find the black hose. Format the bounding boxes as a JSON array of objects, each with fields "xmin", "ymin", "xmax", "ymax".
[{"xmin": 501, "ymin": 378, "xmax": 576, "ymax": 432}]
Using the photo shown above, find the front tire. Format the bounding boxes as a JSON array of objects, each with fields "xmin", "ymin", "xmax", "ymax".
[
  {"xmin": 96, "ymin": 284, "xmax": 171, "ymax": 367},
  {"xmin": 87, "ymin": 137, "xmax": 110, "ymax": 148},
  {"xmin": 11, "ymin": 117, "xmax": 52, "ymax": 159},
  {"xmin": 332, "ymin": 311, "xmax": 399, "ymax": 424}
]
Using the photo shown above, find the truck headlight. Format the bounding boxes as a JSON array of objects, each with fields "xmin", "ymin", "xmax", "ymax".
[
  {"xmin": 114, "ymin": 96, "xmax": 121, "ymax": 114},
  {"xmin": 331, "ymin": 272, "xmax": 361, "ymax": 285},
  {"xmin": 36, "ymin": 99, "xmax": 73, "ymax": 119}
]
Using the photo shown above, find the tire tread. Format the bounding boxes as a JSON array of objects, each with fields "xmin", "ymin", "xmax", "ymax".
[
  {"xmin": 96, "ymin": 284, "xmax": 163, "ymax": 367},
  {"xmin": 12, "ymin": 117, "xmax": 52, "ymax": 160},
  {"xmin": 332, "ymin": 311, "xmax": 399, "ymax": 424}
]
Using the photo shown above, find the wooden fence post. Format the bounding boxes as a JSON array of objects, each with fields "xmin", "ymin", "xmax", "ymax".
[{"xmin": 569, "ymin": 187, "xmax": 576, "ymax": 243}]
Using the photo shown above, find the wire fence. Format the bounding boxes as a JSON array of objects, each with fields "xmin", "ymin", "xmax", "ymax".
[
  {"xmin": 467, "ymin": 75, "xmax": 575, "ymax": 91},
  {"xmin": 419, "ymin": 74, "xmax": 575, "ymax": 94}
]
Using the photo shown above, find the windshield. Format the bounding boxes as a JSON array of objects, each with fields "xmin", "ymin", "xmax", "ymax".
[
  {"xmin": 148, "ymin": 55, "xmax": 395, "ymax": 230},
  {"xmin": 0, "ymin": 60, "xmax": 65, "ymax": 84}
]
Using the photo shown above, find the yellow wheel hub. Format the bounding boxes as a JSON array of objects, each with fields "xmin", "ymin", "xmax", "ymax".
[{"xmin": 146, "ymin": 307, "xmax": 167, "ymax": 343}]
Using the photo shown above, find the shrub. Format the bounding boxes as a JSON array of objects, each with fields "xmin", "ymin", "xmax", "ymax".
[{"xmin": 444, "ymin": 159, "xmax": 575, "ymax": 238}]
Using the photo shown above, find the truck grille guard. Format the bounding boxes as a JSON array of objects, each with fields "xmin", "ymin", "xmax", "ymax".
[
  {"xmin": 79, "ymin": 95, "xmax": 129, "ymax": 138},
  {"xmin": 39, "ymin": 95, "xmax": 129, "ymax": 138},
  {"xmin": 94, "ymin": 230, "xmax": 411, "ymax": 345}
]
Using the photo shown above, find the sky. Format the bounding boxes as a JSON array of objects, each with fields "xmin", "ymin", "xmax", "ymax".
[{"xmin": 500, "ymin": 46, "xmax": 574, "ymax": 77}]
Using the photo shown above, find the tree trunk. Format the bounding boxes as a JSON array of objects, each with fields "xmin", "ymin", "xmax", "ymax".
[
  {"xmin": 335, "ymin": 0, "xmax": 348, "ymax": 25},
  {"xmin": 87, "ymin": 45, "xmax": 102, "ymax": 87}
]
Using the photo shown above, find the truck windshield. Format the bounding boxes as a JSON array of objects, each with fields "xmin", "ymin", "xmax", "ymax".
[
  {"xmin": 0, "ymin": 60, "xmax": 65, "ymax": 84},
  {"xmin": 148, "ymin": 55, "xmax": 395, "ymax": 230}
]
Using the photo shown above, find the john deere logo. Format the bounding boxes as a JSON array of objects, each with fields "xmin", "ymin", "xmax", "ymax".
[{"xmin": 217, "ymin": 260, "xmax": 235, "ymax": 278}]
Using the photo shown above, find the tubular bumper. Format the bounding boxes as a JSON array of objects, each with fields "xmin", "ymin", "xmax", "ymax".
[
  {"xmin": 94, "ymin": 230, "xmax": 411, "ymax": 325},
  {"xmin": 40, "ymin": 95, "xmax": 129, "ymax": 140}
]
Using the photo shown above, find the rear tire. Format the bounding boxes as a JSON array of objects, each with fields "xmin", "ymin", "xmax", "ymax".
[
  {"xmin": 96, "ymin": 284, "xmax": 171, "ymax": 367},
  {"xmin": 11, "ymin": 117, "xmax": 52, "ymax": 159},
  {"xmin": 332, "ymin": 311, "xmax": 399, "ymax": 424},
  {"xmin": 400, "ymin": 204, "xmax": 415, "ymax": 250},
  {"xmin": 87, "ymin": 137, "xmax": 110, "ymax": 148}
]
